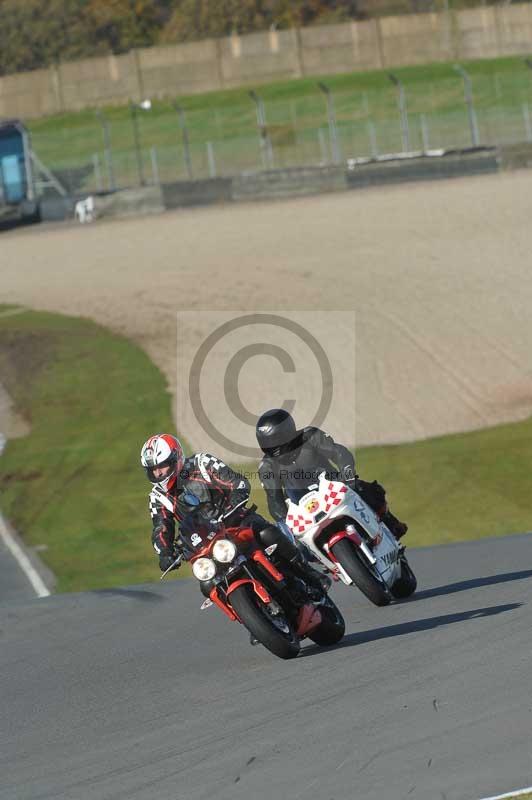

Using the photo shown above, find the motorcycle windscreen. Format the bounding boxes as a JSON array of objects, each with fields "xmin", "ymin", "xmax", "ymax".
[
  {"xmin": 283, "ymin": 470, "xmax": 327, "ymax": 503},
  {"xmin": 179, "ymin": 510, "xmax": 221, "ymax": 552}
]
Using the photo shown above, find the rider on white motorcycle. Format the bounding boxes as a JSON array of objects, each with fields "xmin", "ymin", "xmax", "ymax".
[{"xmin": 256, "ymin": 409, "xmax": 408, "ymax": 541}]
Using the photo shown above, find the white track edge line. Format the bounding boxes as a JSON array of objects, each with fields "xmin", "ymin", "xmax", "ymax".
[
  {"xmin": 478, "ymin": 786, "xmax": 532, "ymax": 800},
  {"xmin": 0, "ymin": 512, "xmax": 50, "ymax": 598}
]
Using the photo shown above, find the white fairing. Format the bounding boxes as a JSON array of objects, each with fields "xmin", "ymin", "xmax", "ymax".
[{"xmin": 285, "ymin": 473, "xmax": 401, "ymax": 588}]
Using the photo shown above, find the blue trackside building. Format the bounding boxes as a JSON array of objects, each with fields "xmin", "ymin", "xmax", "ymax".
[{"xmin": 0, "ymin": 119, "xmax": 39, "ymax": 224}]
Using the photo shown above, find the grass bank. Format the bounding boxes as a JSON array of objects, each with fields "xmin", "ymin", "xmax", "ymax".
[
  {"xmin": 1, "ymin": 307, "xmax": 530, "ymax": 593},
  {"xmin": 28, "ymin": 55, "xmax": 532, "ymax": 186},
  {"xmin": 0, "ymin": 307, "xmax": 179, "ymax": 592}
]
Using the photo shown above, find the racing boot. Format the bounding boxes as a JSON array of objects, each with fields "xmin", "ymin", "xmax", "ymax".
[
  {"xmin": 290, "ymin": 552, "xmax": 332, "ymax": 596},
  {"xmin": 382, "ymin": 510, "xmax": 408, "ymax": 540}
]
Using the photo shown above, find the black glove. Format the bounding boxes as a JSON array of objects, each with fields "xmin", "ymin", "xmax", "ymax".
[
  {"xmin": 344, "ymin": 472, "xmax": 358, "ymax": 486},
  {"xmin": 159, "ymin": 554, "xmax": 179, "ymax": 573},
  {"xmin": 341, "ymin": 465, "xmax": 357, "ymax": 484}
]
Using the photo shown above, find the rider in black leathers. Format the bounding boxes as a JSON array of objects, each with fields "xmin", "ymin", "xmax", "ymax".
[{"xmin": 256, "ymin": 409, "xmax": 408, "ymax": 540}]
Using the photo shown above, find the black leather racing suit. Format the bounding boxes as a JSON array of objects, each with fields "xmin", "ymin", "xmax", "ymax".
[{"xmin": 258, "ymin": 427, "xmax": 401, "ymax": 533}]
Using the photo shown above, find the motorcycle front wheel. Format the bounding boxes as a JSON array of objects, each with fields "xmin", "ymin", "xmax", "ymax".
[
  {"xmin": 391, "ymin": 557, "xmax": 417, "ymax": 599},
  {"xmin": 229, "ymin": 584, "xmax": 300, "ymax": 660},
  {"xmin": 331, "ymin": 539, "xmax": 390, "ymax": 607}
]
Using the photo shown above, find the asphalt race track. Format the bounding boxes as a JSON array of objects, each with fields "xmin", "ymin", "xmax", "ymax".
[{"xmin": 2, "ymin": 534, "xmax": 532, "ymax": 800}]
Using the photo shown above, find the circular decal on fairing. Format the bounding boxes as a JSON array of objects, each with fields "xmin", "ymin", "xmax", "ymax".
[{"xmin": 306, "ymin": 499, "xmax": 320, "ymax": 514}]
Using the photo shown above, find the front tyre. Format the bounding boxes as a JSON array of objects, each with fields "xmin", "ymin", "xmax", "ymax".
[
  {"xmin": 308, "ymin": 597, "xmax": 345, "ymax": 646},
  {"xmin": 331, "ymin": 539, "xmax": 390, "ymax": 607},
  {"xmin": 229, "ymin": 584, "xmax": 300, "ymax": 660},
  {"xmin": 391, "ymin": 557, "xmax": 417, "ymax": 599}
]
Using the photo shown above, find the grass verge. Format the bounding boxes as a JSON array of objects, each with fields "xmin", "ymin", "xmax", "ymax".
[
  {"xmin": 0, "ymin": 307, "xmax": 530, "ymax": 593},
  {"xmin": 0, "ymin": 306, "xmax": 180, "ymax": 593},
  {"xmin": 478, "ymin": 793, "xmax": 532, "ymax": 800}
]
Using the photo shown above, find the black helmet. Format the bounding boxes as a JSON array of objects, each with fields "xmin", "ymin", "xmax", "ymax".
[{"xmin": 256, "ymin": 408, "xmax": 298, "ymax": 457}]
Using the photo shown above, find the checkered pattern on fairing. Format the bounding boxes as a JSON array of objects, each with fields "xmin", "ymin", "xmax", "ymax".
[
  {"xmin": 286, "ymin": 511, "xmax": 315, "ymax": 535},
  {"xmin": 323, "ymin": 483, "xmax": 347, "ymax": 513}
]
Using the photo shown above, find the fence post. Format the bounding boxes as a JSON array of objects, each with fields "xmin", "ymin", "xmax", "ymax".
[
  {"xmin": 318, "ymin": 128, "xmax": 328, "ymax": 163},
  {"xmin": 207, "ymin": 141, "xmax": 217, "ymax": 177},
  {"xmin": 318, "ymin": 82, "xmax": 341, "ymax": 164},
  {"xmin": 249, "ymin": 90, "xmax": 274, "ymax": 169},
  {"xmin": 388, "ymin": 73, "xmax": 410, "ymax": 153},
  {"xmin": 92, "ymin": 153, "xmax": 103, "ymax": 192},
  {"xmin": 367, "ymin": 120, "xmax": 378, "ymax": 158},
  {"xmin": 173, "ymin": 102, "xmax": 193, "ymax": 180},
  {"xmin": 420, "ymin": 114, "xmax": 430, "ymax": 152},
  {"xmin": 150, "ymin": 147, "xmax": 160, "ymax": 185},
  {"xmin": 129, "ymin": 99, "xmax": 152, "ymax": 186},
  {"xmin": 522, "ymin": 103, "xmax": 532, "ymax": 143},
  {"xmin": 95, "ymin": 109, "xmax": 115, "ymax": 191},
  {"xmin": 453, "ymin": 64, "xmax": 480, "ymax": 147}
]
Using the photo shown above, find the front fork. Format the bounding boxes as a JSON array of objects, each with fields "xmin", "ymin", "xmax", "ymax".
[
  {"xmin": 203, "ymin": 551, "xmax": 315, "ymax": 630},
  {"xmin": 323, "ymin": 527, "xmax": 379, "ymax": 585},
  {"xmin": 202, "ymin": 551, "xmax": 290, "ymax": 622}
]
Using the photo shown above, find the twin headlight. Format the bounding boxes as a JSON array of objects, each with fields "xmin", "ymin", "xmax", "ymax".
[
  {"xmin": 192, "ymin": 558, "xmax": 216, "ymax": 581},
  {"xmin": 212, "ymin": 539, "xmax": 237, "ymax": 563},
  {"xmin": 192, "ymin": 539, "xmax": 237, "ymax": 581}
]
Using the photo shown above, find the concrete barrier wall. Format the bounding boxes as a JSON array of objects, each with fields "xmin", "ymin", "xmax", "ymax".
[
  {"xmin": 497, "ymin": 4, "xmax": 532, "ymax": 54},
  {"xmin": 379, "ymin": 13, "xmax": 452, "ymax": 65},
  {"xmin": 4, "ymin": 5, "xmax": 532, "ymax": 121},
  {"xmin": 139, "ymin": 40, "xmax": 223, "ymax": 98},
  {"xmin": 64, "ymin": 147, "xmax": 499, "ymax": 224},
  {"xmin": 219, "ymin": 29, "xmax": 303, "ymax": 87},
  {"xmin": 58, "ymin": 53, "xmax": 140, "ymax": 112}
]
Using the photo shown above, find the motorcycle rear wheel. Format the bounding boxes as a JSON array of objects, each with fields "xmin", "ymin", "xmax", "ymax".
[
  {"xmin": 331, "ymin": 539, "xmax": 390, "ymax": 606},
  {"xmin": 308, "ymin": 597, "xmax": 345, "ymax": 646},
  {"xmin": 229, "ymin": 584, "xmax": 300, "ymax": 660}
]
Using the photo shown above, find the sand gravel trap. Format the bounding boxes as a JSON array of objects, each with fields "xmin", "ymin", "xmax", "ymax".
[{"xmin": 2, "ymin": 170, "xmax": 532, "ymax": 461}]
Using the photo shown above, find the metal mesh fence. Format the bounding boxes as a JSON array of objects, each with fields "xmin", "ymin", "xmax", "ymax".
[{"xmin": 28, "ymin": 72, "xmax": 532, "ymax": 195}]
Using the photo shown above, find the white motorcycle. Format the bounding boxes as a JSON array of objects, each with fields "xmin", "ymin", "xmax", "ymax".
[{"xmin": 284, "ymin": 473, "xmax": 417, "ymax": 606}]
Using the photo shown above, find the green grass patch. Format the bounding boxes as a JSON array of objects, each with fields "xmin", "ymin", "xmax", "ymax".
[
  {"xmin": 27, "ymin": 54, "xmax": 532, "ymax": 188},
  {"xmin": 503, "ymin": 794, "xmax": 532, "ymax": 800},
  {"xmin": 1, "ymin": 307, "xmax": 530, "ymax": 594},
  {"xmin": 484, "ymin": 794, "xmax": 532, "ymax": 800},
  {"xmin": 0, "ymin": 307, "xmax": 185, "ymax": 593}
]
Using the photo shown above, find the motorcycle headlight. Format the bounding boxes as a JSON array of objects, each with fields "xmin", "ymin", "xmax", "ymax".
[
  {"xmin": 192, "ymin": 558, "xmax": 216, "ymax": 581},
  {"xmin": 212, "ymin": 539, "xmax": 237, "ymax": 564}
]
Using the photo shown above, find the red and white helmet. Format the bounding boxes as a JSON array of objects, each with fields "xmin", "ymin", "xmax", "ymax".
[{"xmin": 140, "ymin": 434, "xmax": 185, "ymax": 491}]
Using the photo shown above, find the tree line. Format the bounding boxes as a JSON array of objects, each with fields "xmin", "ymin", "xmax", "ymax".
[
  {"xmin": 0, "ymin": 0, "xmax": 492, "ymax": 78},
  {"xmin": 0, "ymin": 0, "xmax": 359, "ymax": 76}
]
